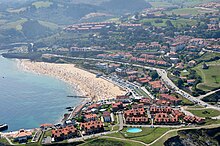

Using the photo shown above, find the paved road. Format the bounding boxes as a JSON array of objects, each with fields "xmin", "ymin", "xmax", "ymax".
[
  {"xmin": 3, "ymin": 135, "xmax": 15, "ymax": 145},
  {"xmin": 141, "ymin": 86, "xmax": 155, "ymax": 99},
  {"xmin": 124, "ymin": 124, "xmax": 185, "ymax": 128},
  {"xmin": 148, "ymin": 124, "xmax": 220, "ymax": 146},
  {"xmin": 197, "ymin": 88, "xmax": 220, "ymax": 99},
  {"xmin": 118, "ymin": 112, "xmax": 124, "ymax": 131},
  {"xmin": 156, "ymin": 68, "xmax": 220, "ymax": 111},
  {"xmin": 98, "ymin": 124, "xmax": 220, "ymax": 146},
  {"xmin": 102, "ymin": 136, "xmax": 147, "ymax": 146},
  {"xmin": 45, "ymin": 54, "xmax": 220, "ymax": 111},
  {"xmin": 68, "ymin": 131, "xmax": 117, "ymax": 143}
]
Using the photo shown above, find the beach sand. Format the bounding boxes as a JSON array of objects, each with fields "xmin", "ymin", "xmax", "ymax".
[{"xmin": 19, "ymin": 60, "xmax": 126, "ymax": 101}]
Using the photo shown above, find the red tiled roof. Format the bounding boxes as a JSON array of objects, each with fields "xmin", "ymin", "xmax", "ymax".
[
  {"xmin": 149, "ymin": 81, "xmax": 163, "ymax": 89},
  {"xmin": 40, "ymin": 123, "xmax": 53, "ymax": 128},
  {"xmin": 103, "ymin": 111, "xmax": 110, "ymax": 117},
  {"xmin": 84, "ymin": 114, "xmax": 97, "ymax": 120},
  {"xmin": 126, "ymin": 116, "xmax": 148, "ymax": 123},
  {"xmin": 52, "ymin": 126, "xmax": 77, "ymax": 138},
  {"xmin": 150, "ymin": 106, "xmax": 172, "ymax": 113},
  {"xmin": 88, "ymin": 103, "xmax": 101, "ymax": 109},
  {"xmin": 80, "ymin": 120, "xmax": 103, "ymax": 130},
  {"xmin": 160, "ymin": 94, "xmax": 180, "ymax": 102},
  {"xmin": 124, "ymin": 108, "xmax": 145, "ymax": 117},
  {"xmin": 112, "ymin": 102, "xmax": 123, "ymax": 108},
  {"xmin": 116, "ymin": 95, "xmax": 130, "ymax": 100}
]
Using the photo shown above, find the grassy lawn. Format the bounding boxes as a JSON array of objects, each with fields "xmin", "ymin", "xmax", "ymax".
[
  {"xmin": 149, "ymin": 2, "xmax": 173, "ymax": 8},
  {"xmin": 171, "ymin": 19, "xmax": 197, "ymax": 27},
  {"xmin": 0, "ymin": 138, "xmax": 10, "ymax": 145},
  {"xmin": 32, "ymin": 1, "xmax": 53, "ymax": 9},
  {"xmin": 165, "ymin": 8, "xmax": 215, "ymax": 16},
  {"xmin": 44, "ymin": 130, "xmax": 52, "ymax": 137},
  {"xmin": 105, "ymin": 132, "xmax": 124, "ymax": 138},
  {"xmin": 38, "ymin": 21, "xmax": 60, "ymax": 30},
  {"xmin": 179, "ymin": 96, "xmax": 194, "ymax": 106},
  {"xmin": 204, "ymin": 119, "xmax": 220, "ymax": 125},
  {"xmin": 172, "ymin": 93, "xmax": 194, "ymax": 106},
  {"xmin": 7, "ymin": 7, "xmax": 26, "ymax": 13},
  {"xmin": 193, "ymin": 61, "xmax": 220, "ymax": 91},
  {"xmin": 82, "ymin": 137, "xmax": 144, "ymax": 146},
  {"xmin": 188, "ymin": 108, "xmax": 220, "ymax": 118},
  {"xmin": 121, "ymin": 127, "xmax": 171, "ymax": 144},
  {"xmin": 0, "ymin": 18, "xmax": 27, "ymax": 30},
  {"xmin": 112, "ymin": 125, "xmax": 120, "ymax": 131},
  {"xmin": 151, "ymin": 131, "xmax": 178, "ymax": 146},
  {"xmin": 196, "ymin": 53, "xmax": 220, "ymax": 62},
  {"xmin": 139, "ymin": 18, "xmax": 167, "ymax": 27},
  {"xmin": 134, "ymin": 88, "xmax": 149, "ymax": 97},
  {"xmin": 188, "ymin": 105, "xmax": 204, "ymax": 108}
]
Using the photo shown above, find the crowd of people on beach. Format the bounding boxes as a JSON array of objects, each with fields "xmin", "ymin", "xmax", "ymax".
[{"xmin": 20, "ymin": 60, "xmax": 125, "ymax": 101}]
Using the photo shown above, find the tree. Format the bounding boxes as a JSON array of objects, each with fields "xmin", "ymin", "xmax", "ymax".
[
  {"xmin": 165, "ymin": 20, "xmax": 174, "ymax": 28},
  {"xmin": 177, "ymin": 79, "xmax": 184, "ymax": 87},
  {"xmin": 149, "ymin": 70, "xmax": 159, "ymax": 80}
]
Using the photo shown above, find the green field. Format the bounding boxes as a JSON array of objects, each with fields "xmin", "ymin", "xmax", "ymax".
[
  {"xmin": 106, "ymin": 127, "xmax": 171, "ymax": 144},
  {"xmin": 38, "ymin": 20, "xmax": 60, "ymax": 30},
  {"xmin": 134, "ymin": 88, "xmax": 150, "ymax": 97},
  {"xmin": 140, "ymin": 18, "xmax": 197, "ymax": 27},
  {"xmin": 106, "ymin": 132, "xmax": 124, "ymax": 138},
  {"xmin": 193, "ymin": 61, "xmax": 220, "ymax": 91},
  {"xmin": 149, "ymin": 2, "xmax": 174, "ymax": 8},
  {"xmin": 196, "ymin": 52, "xmax": 220, "ymax": 62},
  {"xmin": 165, "ymin": 8, "xmax": 216, "ymax": 16},
  {"xmin": 147, "ymin": 0, "xmax": 216, "ymax": 7},
  {"xmin": 0, "ymin": 18, "xmax": 28, "ymax": 30},
  {"xmin": 7, "ymin": 7, "xmax": 27, "ymax": 13},
  {"xmin": 82, "ymin": 138, "xmax": 144, "ymax": 146},
  {"xmin": 121, "ymin": 127, "xmax": 171, "ymax": 144},
  {"xmin": 151, "ymin": 131, "xmax": 178, "ymax": 146},
  {"xmin": 188, "ymin": 108, "xmax": 220, "ymax": 118},
  {"xmin": 0, "ymin": 138, "xmax": 10, "ymax": 145},
  {"xmin": 32, "ymin": 1, "xmax": 53, "ymax": 9},
  {"xmin": 204, "ymin": 119, "xmax": 220, "ymax": 125},
  {"xmin": 172, "ymin": 93, "xmax": 194, "ymax": 106},
  {"xmin": 171, "ymin": 18, "xmax": 197, "ymax": 27}
]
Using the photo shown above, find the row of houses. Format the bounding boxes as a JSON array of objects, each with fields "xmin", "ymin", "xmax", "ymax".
[
  {"xmin": 148, "ymin": 80, "xmax": 170, "ymax": 94},
  {"xmin": 52, "ymin": 126, "xmax": 77, "ymax": 142},
  {"xmin": 96, "ymin": 52, "xmax": 168, "ymax": 67},
  {"xmin": 64, "ymin": 22, "xmax": 114, "ymax": 32},
  {"xmin": 123, "ymin": 106, "xmax": 205, "ymax": 125}
]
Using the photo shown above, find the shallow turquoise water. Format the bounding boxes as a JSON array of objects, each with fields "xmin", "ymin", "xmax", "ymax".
[
  {"xmin": 126, "ymin": 128, "xmax": 142, "ymax": 133},
  {"xmin": 0, "ymin": 55, "xmax": 80, "ymax": 131}
]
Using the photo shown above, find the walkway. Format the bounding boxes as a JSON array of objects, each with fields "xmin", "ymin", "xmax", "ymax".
[{"xmin": 197, "ymin": 88, "xmax": 220, "ymax": 99}]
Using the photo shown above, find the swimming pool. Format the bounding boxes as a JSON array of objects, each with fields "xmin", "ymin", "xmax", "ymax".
[{"xmin": 126, "ymin": 128, "xmax": 142, "ymax": 133}]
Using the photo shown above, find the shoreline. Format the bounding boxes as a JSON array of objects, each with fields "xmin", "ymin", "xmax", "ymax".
[
  {"xmin": 16, "ymin": 59, "xmax": 85, "ymax": 124},
  {"xmin": 17, "ymin": 59, "xmax": 126, "ymax": 123},
  {"xmin": 18, "ymin": 60, "xmax": 126, "ymax": 101}
]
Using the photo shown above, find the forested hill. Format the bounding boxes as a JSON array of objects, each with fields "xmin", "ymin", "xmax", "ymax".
[
  {"xmin": 0, "ymin": 0, "xmax": 152, "ymax": 45},
  {"xmin": 101, "ymin": 0, "xmax": 151, "ymax": 14}
]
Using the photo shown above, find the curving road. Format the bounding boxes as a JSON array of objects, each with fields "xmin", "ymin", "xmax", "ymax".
[{"xmin": 45, "ymin": 54, "xmax": 220, "ymax": 111}]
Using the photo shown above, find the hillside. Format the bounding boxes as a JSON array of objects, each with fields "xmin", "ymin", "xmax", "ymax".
[
  {"xmin": 164, "ymin": 127, "xmax": 220, "ymax": 146},
  {"xmin": 0, "ymin": 0, "xmax": 152, "ymax": 45},
  {"xmin": 101, "ymin": 0, "xmax": 151, "ymax": 14}
]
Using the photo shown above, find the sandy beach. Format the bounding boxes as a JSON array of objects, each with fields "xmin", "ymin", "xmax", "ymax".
[{"xmin": 19, "ymin": 60, "xmax": 126, "ymax": 101}]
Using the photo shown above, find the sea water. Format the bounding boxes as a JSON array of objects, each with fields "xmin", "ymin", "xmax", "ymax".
[{"xmin": 0, "ymin": 55, "xmax": 80, "ymax": 131}]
